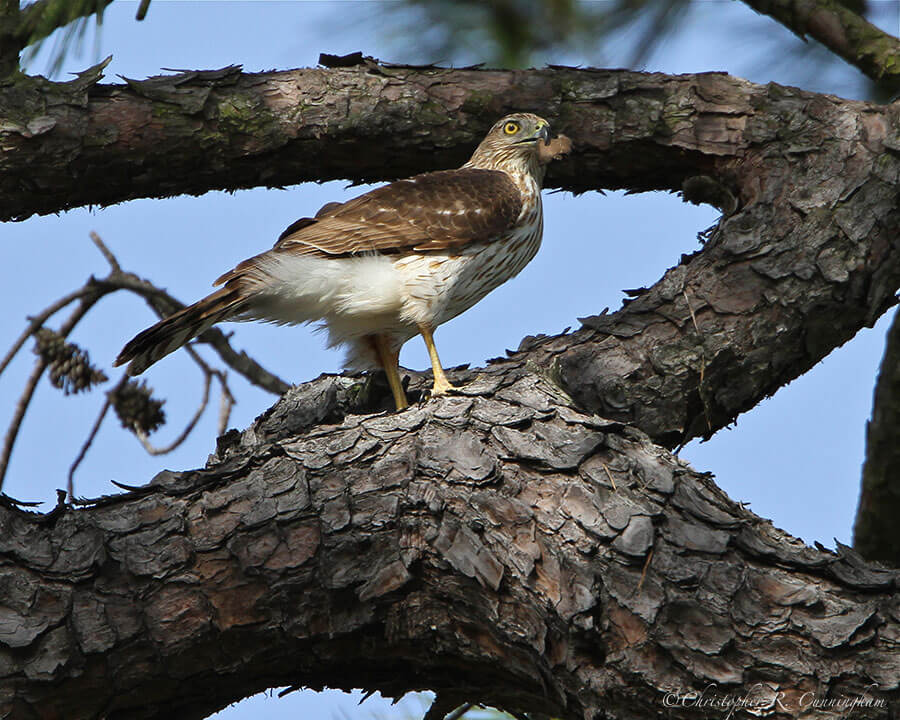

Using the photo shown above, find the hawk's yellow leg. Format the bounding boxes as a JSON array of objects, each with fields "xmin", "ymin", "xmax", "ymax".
[
  {"xmin": 418, "ymin": 324, "xmax": 455, "ymax": 396},
  {"xmin": 373, "ymin": 334, "xmax": 408, "ymax": 411}
]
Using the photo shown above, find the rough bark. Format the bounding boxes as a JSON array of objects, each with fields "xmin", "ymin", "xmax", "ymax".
[
  {"xmin": 0, "ymin": 59, "xmax": 701, "ymax": 221},
  {"xmin": 855, "ymin": 309, "xmax": 900, "ymax": 564},
  {"xmin": 1, "ymin": 368, "xmax": 898, "ymax": 720},
  {"xmin": 0, "ymin": 59, "xmax": 879, "ymax": 219},
  {"xmin": 4, "ymin": 60, "xmax": 900, "ymax": 718}
]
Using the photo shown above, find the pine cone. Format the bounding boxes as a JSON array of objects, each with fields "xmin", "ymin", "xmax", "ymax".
[
  {"xmin": 33, "ymin": 328, "xmax": 108, "ymax": 395},
  {"xmin": 111, "ymin": 380, "xmax": 166, "ymax": 435}
]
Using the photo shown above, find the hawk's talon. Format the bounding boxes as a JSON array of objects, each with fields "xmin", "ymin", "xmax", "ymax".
[
  {"xmin": 431, "ymin": 376, "xmax": 456, "ymax": 396},
  {"xmin": 419, "ymin": 379, "xmax": 460, "ymax": 405}
]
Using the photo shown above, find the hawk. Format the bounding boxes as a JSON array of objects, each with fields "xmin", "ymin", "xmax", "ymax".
[{"xmin": 115, "ymin": 113, "xmax": 569, "ymax": 410}]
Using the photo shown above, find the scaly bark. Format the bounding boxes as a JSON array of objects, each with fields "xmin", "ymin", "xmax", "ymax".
[
  {"xmin": 2, "ymin": 61, "xmax": 900, "ymax": 716},
  {"xmin": 1, "ymin": 370, "xmax": 897, "ymax": 720}
]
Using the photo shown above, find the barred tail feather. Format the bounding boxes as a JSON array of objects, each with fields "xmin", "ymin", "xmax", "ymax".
[{"xmin": 114, "ymin": 289, "xmax": 243, "ymax": 375}]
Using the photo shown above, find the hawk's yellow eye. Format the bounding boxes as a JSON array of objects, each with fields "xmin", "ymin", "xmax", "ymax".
[{"xmin": 503, "ymin": 121, "xmax": 520, "ymax": 135}]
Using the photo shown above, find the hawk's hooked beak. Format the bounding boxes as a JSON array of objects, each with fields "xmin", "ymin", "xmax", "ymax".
[{"xmin": 515, "ymin": 122, "xmax": 551, "ymax": 146}]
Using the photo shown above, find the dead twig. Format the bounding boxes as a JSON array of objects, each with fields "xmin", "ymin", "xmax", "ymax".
[
  {"xmin": 135, "ymin": 351, "xmax": 212, "ymax": 456},
  {"xmin": 1, "ymin": 231, "xmax": 284, "ymax": 492},
  {"xmin": 636, "ymin": 547, "xmax": 655, "ymax": 594},
  {"xmin": 445, "ymin": 703, "xmax": 475, "ymax": 720},
  {"xmin": 0, "ymin": 359, "xmax": 49, "ymax": 491},
  {"xmin": 0, "ymin": 286, "xmax": 93, "ymax": 376},
  {"xmin": 67, "ymin": 375, "xmax": 129, "ymax": 500},
  {"xmin": 130, "ymin": 344, "xmax": 235, "ymax": 456},
  {"xmin": 93, "ymin": 273, "xmax": 290, "ymax": 395},
  {"xmin": 601, "ymin": 461, "xmax": 617, "ymax": 491},
  {"xmin": 89, "ymin": 230, "xmax": 121, "ymax": 273},
  {"xmin": 0, "ymin": 294, "xmax": 100, "ymax": 489},
  {"xmin": 215, "ymin": 371, "xmax": 235, "ymax": 436}
]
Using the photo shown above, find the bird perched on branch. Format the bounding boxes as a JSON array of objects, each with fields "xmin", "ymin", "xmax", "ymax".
[{"xmin": 115, "ymin": 113, "xmax": 571, "ymax": 410}]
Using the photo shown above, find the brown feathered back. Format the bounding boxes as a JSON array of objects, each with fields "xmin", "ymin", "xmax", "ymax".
[{"xmin": 213, "ymin": 168, "xmax": 521, "ymax": 289}]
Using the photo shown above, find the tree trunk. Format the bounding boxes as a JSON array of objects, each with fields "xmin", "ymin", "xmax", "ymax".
[
  {"xmin": 2, "ymin": 60, "xmax": 900, "ymax": 719},
  {"xmin": 1, "ymin": 368, "xmax": 898, "ymax": 720}
]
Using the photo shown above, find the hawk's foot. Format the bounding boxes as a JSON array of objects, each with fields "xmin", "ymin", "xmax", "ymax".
[{"xmin": 431, "ymin": 374, "xmax": 456, "ymax": 396}]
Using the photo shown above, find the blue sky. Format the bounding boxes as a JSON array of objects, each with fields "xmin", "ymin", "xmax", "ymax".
[{"xmin": 2, "ymin": 2, "xmax": 897, "ymax": 718}]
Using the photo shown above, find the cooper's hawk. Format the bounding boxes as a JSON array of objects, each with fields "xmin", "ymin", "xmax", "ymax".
[{"xmin": 115, "ymin": 113, "xmax": 569, "ymax": 410}]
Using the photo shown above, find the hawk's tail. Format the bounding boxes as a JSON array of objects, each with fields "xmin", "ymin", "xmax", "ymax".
[{"xmin": 114, "ymin": 288, "xmax": 245, "ymax": 376}]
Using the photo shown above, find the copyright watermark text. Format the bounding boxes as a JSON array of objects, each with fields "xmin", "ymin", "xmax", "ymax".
[{"xmin": 662, "ymin": 683, "xmax": 885, "ymax": 718}]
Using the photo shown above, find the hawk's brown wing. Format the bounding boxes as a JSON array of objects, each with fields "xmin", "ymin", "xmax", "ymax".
[
  {"xmin": 278, "ymin": 168, "xmax": 522, "ymax": 255},
  {"xmin": 214, "ymin": 168, "xmax": 522, "ymax": 287}
]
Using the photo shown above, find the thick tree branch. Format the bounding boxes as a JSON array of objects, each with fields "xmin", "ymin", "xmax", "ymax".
[
  {"xmin": 0, "ymin": 371, "xmax": 897, "ymax": 720},
  {"xmin": 486, "ymin": 76, "xmax": 900, "ymax": 448},
  {"xmin": 548, "ymin": 87, "xmax": 900, "ymax": 445},
  {"xmin": 0, "ymin": 62, "xmax": 819, "ymax": 221},
  {"xmin": 854, "ymin": 308, "xmax": 900, "ymax": 564},
  {"xmin": 739, "ymin": 0, "xmax": 900, "ymax": 84}
]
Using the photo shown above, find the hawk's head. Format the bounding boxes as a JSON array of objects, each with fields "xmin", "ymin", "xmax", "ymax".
[{"xmin": 467, "ymin": 113, "xmax": 552, "ymax": 175}]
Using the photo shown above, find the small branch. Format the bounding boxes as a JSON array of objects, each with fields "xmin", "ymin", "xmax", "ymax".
[
  {"xmin": 134, "ymin": 347, "xmax": 212, "ymax": 456},
  {"xmin": 135, "ymin": 0, "xmax": 150, "ymax": 21},
  {"xmin": 87, "ymin": 233, "xmax": 289, "ymax": 393},
  {"xmin": 184, "ymin": 344, "xmax": 234, "ymax": 435},
  {"xmin": 0, "ymin": 294, "xmax": 99, "ymax": 489},
  {"xmin": 740, "ymin": 0, "xmax": 900, "ymax": 83},
  {"xmin": 200, "ymin": 331, "xmax": 291, "ymax": 396},
  {"xmin": 0, "ymin": 358, "xmax": 48, "ymax": 491},
  {"xmin": 201, "ymin": 330, "xmax": 291, "ymax": 396},
  {"xmin": 67, "ymin": 375, "xmax": 128, "ymax": 500},
  {"xmin": 89, "ymin": 230, "xmax": 121, "ymax": 273},
  {"xmin": 445, "ymin": 703, "xmax": 475, "ymax": 720},
  {"xmin": 1, "ymin": 232, "xmax": 284, "ymax": 488},
  {"xmin": 0, "ymin": 287, "xmax": 92, "ymax": 376},
  {"xmin": 215, "ymin": 371, "xmax": 235, "ymax": 436},
  {"xmin": 1, "ymin": 232, "xmax": 126, "ymax": 380}
]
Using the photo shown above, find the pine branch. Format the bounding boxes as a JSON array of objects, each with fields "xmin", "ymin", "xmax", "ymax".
[
  {"xmin": 740, "ymin": 0, "xmax": 900, "ymax": 85},
  {"xmin": 17, "ymin": 0, "xmax": 113, "ymax": 48}
]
